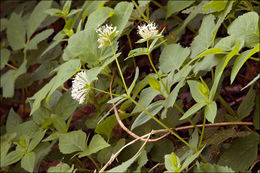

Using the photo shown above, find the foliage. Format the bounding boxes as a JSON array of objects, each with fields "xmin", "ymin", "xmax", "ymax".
[{"xmin": 0, "ymin": 0, "xmax": 259, "ymax": 172}]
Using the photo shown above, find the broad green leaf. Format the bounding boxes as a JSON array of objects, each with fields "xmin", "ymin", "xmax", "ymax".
[
  {"xmin": 180, "ymin": 102, "xmax": 206, "ymax": 120},
  {"xmin": 164, "ymin": 152, "xmax": 181, "ymax": 172},
  {"xmin": 131, "ymin": 100, "xmax": 164, "ymax": 130},
  {"xmin": 51, "ymin": 114, "xmax": 67, "ymax": 133},
  {"xmin": 132, "ymin": 87, "xmax": 160, "ymax": 113},
  {"xmin": 237, "ymin": 87, "xmax": 255, "ymax": 120},
  {"xmin": 62, "ymin": 0, "xmax": 72, "ymax": 15},
  {"xmin": 166, "ymin": 1, "xmax": 195, "ymax": 18},
  {"xmin": 21, "ymin": 152, "xmax": 36, "ymax": 173},
  {"xmin": 164, "ymin": 79, "xmax": 185, "ymax": 109},
  {"xmin": 194, "ymin": 162, "xmax": 234, "ymax": 172},
  {"xmin": 42, "ymin": 132, "xmax": 61, "ymax": 142},
  {"xmin": 218, "ymin": 133, "xmax": 259, "ymax": 171},
  {"xmin": 30, "ymin": 61, "xmax": 58, "ymax": 82},
  {"xmin": 1, "ymin": 150, "xmax": 24, "ymax": 167},
  {"xmin": 193, "ymin": 54, "xmax": 224, "ymax": 73},
  {"xmin": 27, "ymin": 1, "xmax": 52, "ymax": 39},
  {"xmin": 15, "ymin": 121, "xmax": 39, "ymax": 140},
  {"xmin": 25, "ymin": 29, "xmax": 54, "ymax": 51},
  {"xmin": 28, "ymin": 130, "xmax": 46, "ymax": 152},
  {"xmin": 189, "ymin": 129, "xmax": 199, "ymax": 148},
  {"xmin": 180, "ymin": 146, "xmax": 205, "ymax": 171},
  {"xmin": 0, "ymin": 48, "xmax": 10, "ymax": 69},
  {"xmin": 151, "ymin": 138, "xmax": 174, "ymax": 162},
  {"xmin": 209, "ymin": 43, "xmax": 240, "ymax": 101},
  {"xmin": 215, "ymin": 35, "xmax": 244, "ymax": 52},
  {"xmin": 59, "ymin": 130, "xmax": 86, "ymax": 154},
  {"xmin": 228, "ymin": 12, "xmax": 259, "ymax": 48},
  {"xmin": 187, "ymin": 80, "xmax": 209, "ymax": 103},
  {"xmin": 85, "ymin": 7, "xmax": 113, "ymax": 30},
  {"xmin": 159, "ymin": 43, "xmax": 190, "ymax": 73},
  {"xmin": 205, "ymin": 101, "xmax": 217, "ymax": 123},
  {"xmin": 0, "ymin": 133, "xmax": 16, "ymax": 162},
  {"xmin": 95, "ymin": 113, "xmax": 132, "ymax": 138},
  {"xmin": 111, "ymin": 2, "xmax": 134, "ymax": 35},
  {"xmin": 107, "ymin": 151, "xmax": 142, "ymax": 172},
  {"xmin": 54, "ymin": 90, "xmax": 78, "ymax": 120},
  {"xmin": 202, "ymin": 1, "xmax": 228, "ymax": 12},
  {"xmin": 78, "ymin": 134, "xmax": 110, "ymax": 157},
  {"xmin": 126, "ymin": 48, "xmax": 148, "ymax": 60},
  {"xmin": 0, "ymin": 70, "xmax": 16, "ymax": 98},
  {"xmin": 82, "ymin": 1, "xmax": 107, "ymax": 16},
  {"xmin": 231, "ymin": 44, "xmax": 259, "ymax": 83},
  {"xmin": 128, "ymin": 67, "xmax": 139, "ymax": 94},
  {"xmin": 190, "ymin": 14, "xmax": 216, "ymax": 58},
  {"xmin": 48, "ymin": 163, "xmax": 74, "ymax": 173},
  {"xmin": 6, "ymin": 108, "xmax": 22, "ymax": 133},
  {"xmin": 7, "ymin": 13, "xmax": 25, "ymax": 50},
  {"xmin": 148, "ymin": 76, "xmax": 161, "ymax": 92}
]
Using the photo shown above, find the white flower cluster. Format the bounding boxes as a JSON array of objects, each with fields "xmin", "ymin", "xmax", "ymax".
[
  {"xmin": 96, "ymin": 24, "xmax": 118, "ymax": 48},
  {"xmin": 71, "ymin": 71, "xmax": 91, "ymax": 104},
  {"xmin": 137, "ymin": 22, "xmax": 161, "ymax": 41}
]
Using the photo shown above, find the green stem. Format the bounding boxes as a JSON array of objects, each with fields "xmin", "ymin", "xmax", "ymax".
[
  {"xmin": 216, "ymin": 93, "xmax": 236, "ymax": 116},
  {"xmin": 132, "ymin": 0, "xmax": 148, "ymax": 21},
  {"xmin": 109, "ymin": 40, "xmax": 129, "ymax": 96},
  {"xmin": 198, "ymin": 115, "xmax": 206, "ymax": 150},
  {"xmin": 146, "ymin": 41, "xmax": 169, "ymax": 94},
  {"xmin": 91, "ymin": 87, "xmax": 128, "ymax": 99},
  {"xmin": 129, "ymin": 97, "xmax": 196, "ymax": 151},
  {"xmin": 127, "ymin": 34, "xmax": 136, "ymax": 68},
  {"xmin": 88, "ymin": 155, "xmax": 100, "ymax": 170}
]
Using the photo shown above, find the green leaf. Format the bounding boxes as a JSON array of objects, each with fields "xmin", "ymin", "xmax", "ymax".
[
  {"xmin": 6, "ymin": 108, "xmax": 22, "ymax": 133},
  {"xmin": 194, "ymin": 162, "xmax": 234, "ymax": 172},
  {"xmin": 0, "ymin": 133, "xmax": 16, "ymax": 162},
  {"xmin": 1, "ymin": 150, "xmax": 24, "ymax": 167},
  {"xmin": 164, "ymin": 79, "xmax": 185, "ymax": 109},
  {"xmin": 78, "ymin": 134, "xmax": 110, "ymax": 157},
  {"xmin": 202, "ymin": 1, "xmax": 228, "ymax": 12},
  {"xmin": 237, "ymin": 87, "xmax": 255, "ymax": 120},
  {"xmin": 215, "ymin": 35, "xmax": 244, "ymax": 52},
  {"xmin": 51, "ymin": 114, "xmax": 67, "ymax": 133},
  {"xmin": 166, "ymin": 1, "xmax": 195, "ymax": 18},
  {"xmin": 151, "ymin": 138, "xmax": 174, "ymax": 162},
  {"xmin": 0, "ymin": 70, "xmax": 16, "ymax": 98},
  {"xmin": 132, "ymin": 87, "xmax": 160, "ymax": 113},
  {"xmin": 21, "ymin": 152, "xmax": 36, "ymax": 172},
  {"xmin": 241, "ymin": 74, "xmax": 260, "ymax": 91},
  {"xmin": 228, "ymin": 12, "xmax": 259, "ymax": 48},
  {"xmin": 59, "ymin": 130, "xmax": 86, "ymax": 154},
  {"xmin": 111, "ymin": 2, "xmax": 133, "ymax": 35},
  {"xmin": 180, "ymin": 102, "xmax": 206, "ymax": 120},
  {"xmin": 190, "ymin": 14, "xmax": 216, "ymax": 58},
  {"xmin": 95, "ymin": 113, "xmax": 132, "ymax": 138},
  {"xmin": 205, "ymin": 101, "xmax": 217, "ymax": 123},
  {"xmin": 128, "ymin": 67, "xmax": 139, "ymax": 94},
  {"xmin": 218, "ymin": 133, "xmax": 259, "ymax": 171},
  {"xmin": 0, "ymin": 18, "xmax": 8, "ymax": 31},
  {"xmin": 48, "ymin": 163, "xmax": 74, "ymax": 173},
  {"xmin": 148, "ymin": 76, "xmax": 161, "ymax": 92},
  {"xmin": 85, "ymin": 7, "xmax": 113, "ymax": 30},
  {"xmin": 209, "ymin": 43, "xmax": 240, "ymax": 101},
  {"xmin": 180, "ymin": 146, "xmax": 205, "ymax": 171},
  {"xmin": 164, "ymin": 152, "xmax": 181, "ymax": 172},
  {"xmin": 7, "ymin": 13, "xmax": 25, "ymax": 50},
  {"xmin": 0, "ymin": 48, "xmax": 10, "ymax": 69},
  {"xmin": 28, "ymin": 130, "xmax": 46, "ymax": 152},
  {"xmin": 159, "ymin": 43, "xmax": 190, "ymax": 73},
  {"xmin": 15, "ymin": 121, "xmax": 39, "ymax": 140},
  {"xmin": 231, "ymin": 44, "xmax": 259, "ymax": 83},
  {"xmin": 187, "ymin": 80, "xmax": 209, "ymax": 103},
  {"xmin": 25, "ymin": 29, "xmax": 54, "ymax": 51},
  {"xmin": 107, "ymin": 151, "xmax": 142, "ymax": 172},
  {"xmin": 27, "ymin": 1, "xmax": 52, "ymax": 39},
  {"xmin": 126, "ymin": 48, "xmax": 148, "ymax": 60},
  {"xmin": 131, "ymin": 100, "xmax": 164, "ymax": 130},
  {"xmin": 54, "ymin": 90, "xmax": 78, "ymax": 120},
  {"xmin": 135, "ymin": 150, "xmax": 148, "ymax": 172}
]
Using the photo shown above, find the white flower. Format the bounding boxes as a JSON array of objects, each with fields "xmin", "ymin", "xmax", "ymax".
[
  {"xmin": 137, "ymin": 22, "xmax": 161, "ymax": 41},
  {"xmin": 96, "ymin": 24, "xmax": 118, "ymax": 48},
  {"xmin": 71, "ymin": 71, "xmax": 91, "ymax": 104}
]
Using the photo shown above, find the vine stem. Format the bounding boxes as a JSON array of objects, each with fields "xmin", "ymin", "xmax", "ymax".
[{"xmin": 198, "ymin": 115, "xmax": 206, "ymax": 150}]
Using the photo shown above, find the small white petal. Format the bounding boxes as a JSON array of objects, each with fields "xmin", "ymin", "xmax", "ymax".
[
  {"xmin": 137, "ymin": 22, "xmax": 161, "ymax": 40},
  {"xmin": 96, "ymin": 24, "xmax": 118, "ymax": 48}
]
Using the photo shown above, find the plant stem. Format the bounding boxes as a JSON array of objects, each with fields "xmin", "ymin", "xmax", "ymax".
[
  {"xmin": 132, "ymin": 0, "xmax": 148, "ymax": 21},
  {"xmin": 128, "ymin": 97, "xmax": 196, "ymax": 151},
  {"xmin": 88, "ymin": 155, "xmax": 100, "ymax": 171},
  {"xmin": 198, "ymin": 115, "xmax": 206, "ymax": 150},
  {"xmin": 109, "ymin": 40, "xmax": 129, "ymax": 96},
  {"xmin": 146, "ymin": 41, "xmax": 169, "ymax": 94},
  {"xmin": 91, "ymin": 87, "xmax": 128, "ymax": 99}
]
